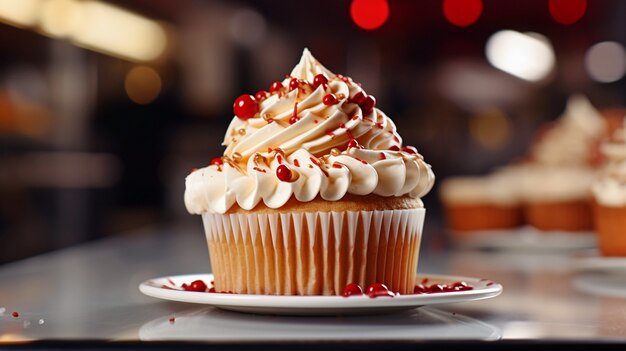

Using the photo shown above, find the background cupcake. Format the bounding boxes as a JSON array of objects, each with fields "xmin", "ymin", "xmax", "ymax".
[
  {"xmin": 592, "ymin": 127, "xmax": 626, "ymax": 256},
  {"xmin": 185, "ymin": 49, "xmax": 435, "ymax": 295},
  {"xmin": 440, "ymin": 167, "xmax": 523, "ymax": 233},
  {"xmin": 522, "ymin": 94, "xmax": 607, "ymax": 231}
]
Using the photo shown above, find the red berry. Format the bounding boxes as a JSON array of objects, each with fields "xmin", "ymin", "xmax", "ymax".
[
  {"xmin": 184, "ymin": 280, "xmax": 208, "ymax": 292},
  {"xmin": 323, "ymin": 94, "xmax": 338, "ymax": 105},
  {"xmin": 413, "ymin": 284, "xmax": 427, "ymax": 294},
  {"xmin": 343, "ymin": 283, "xmax": 364, "ymax": 297},
  {"xmin": 269, "ymin": 81, "xmax": 283, "ymax": 93},
  {"xmin": 255, "ymin": 90, "xmax": 267, "ymax": 101},
  {"xmin": 366, "ymin": 283, "xmax": 395, "ymax": 298},
  {"xmin": 210, "ymin": 157, "xmax": 223, "ymax": 166},
  {"xmin": 208, "ymin": 287, "xmax": 216, "ymax": 293},
  {"xmin": 360, "ymin": 95, "xmax": 376, "ymax": 115},
  {"xmin": 11, "ymin": 311, "xmax": 19, "ymax": 318},
  {"xmin": 233, "ymin": 94, "xmax": 258, "ymax": 120},
  {"xmin": 428, "ymin": 284, "xmax": 445, "ymax": 293},
  {"xmin": 389, "ymin": 145, "xmax": 400, "ymax": 151},
  {"xmin": 402, "ymin": 146, "xmax": 418, "ymax": 154},
  {"xmin": 313, "ymin": 74, "xmax": 328, "ymax": 88},
  {"xmin": 276, "ymin": 164, "xmax": 292, "ymax": 182},
  {"xmin": 347, "ymin": 139, "xmax": 361, "ymax": 149},
  {"xmin": 289, "ymin": 78, "xmax": 299, "ymax": 91},
  {"xmin": 349, "ymin": 91, "xmax": 366, "ymax": 105},
  {"xmin": 452, "ymin": 281, "xmax": 473, "ymax": 291}
]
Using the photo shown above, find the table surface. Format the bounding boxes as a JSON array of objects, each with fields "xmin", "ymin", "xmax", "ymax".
[{"xmin": 1, "ymin": 222, "xmax": 625, "ymax": 345}]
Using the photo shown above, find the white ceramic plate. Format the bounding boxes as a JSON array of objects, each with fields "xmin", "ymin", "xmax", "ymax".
[
  {"xmin": 139, "ymin": 273, "xmax": 502, "ymax": 316},
  {"xmin": 573, "ymin": 256, "xmax": 626, "ymax": 275},
  {"xmin": 455, "ymin": 226, "xmax": 596, "ymax": 252}
]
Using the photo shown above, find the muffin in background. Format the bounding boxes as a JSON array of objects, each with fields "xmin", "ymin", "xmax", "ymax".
[
  {"xmin": 521, "ymin": 165, "xmax": 595, "ymax": 232},
  {"xmin": 523, "ymin": 95, "xmax": 608, "ymax": 232},
  {"xmin": 592, "ymin": 127, "xmax": 626, "ymax": 256},
  {"xmin": 440, "ymin": 167, "xmax": 523, "ymax": 233}
]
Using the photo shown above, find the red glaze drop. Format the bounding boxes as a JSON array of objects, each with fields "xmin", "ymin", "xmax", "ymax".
[
  {"xmin": 183, "ymin": 280, "xmax": 208, "ymax": 292},
  {"xmin": 323, "ymin": 93, "xmax": 338, "ymax": 105},
  {"xmin": 169, "ymin": 317, "xmax": 175, "ymax": 324},
  {"xmin": 290, "ymin": 101, "xmax": 299, "ymax": 124},
  {"xmin": 255, "ymin": 90, "xmax": 267, "ymax": 101},
  {"xmin": 210, "ymin": 157, "xmax": 223, "ymax": 166},
  {"xmin": 342, "ymin": 283, "xmax": 364, "ymax": 297},
  {"xmin": 361, "ymin": 95, "xmax": 376, "ymax": 115},
  {"xmin": 366, "ymin": 283, "xmax": 395, "ymax": 298},
  {"xmin": 402, "ymin": 146, "xmax": 418, "ymax": 154},
  {"xmin": 325, "ymin": 130, "xmax": 335, "ymax": 137},
  {"xmin": 347, "ymin": 139, "xmax": 361, "ymax": 149},
  {"xmin": 267, "ymin": 118, "xmax": 274, "ymax": 124},
  {"xmin": 253, "ymin": 167, "xmax": 267, "ymax": 173},
  {"xmin": 11, "ymin": 311, "xmax": 19, "ymax": 318},
  {"xmin": 375, "ymin": 122, "xmax": 384, "ymax": 129},
  {"xmin": 313, "ymin": 74, "xmax": 328, "ymax": 88},
  {"xmin": 293, "ymin": 159, "xmax": 301, "ymax": 167},
  {"xmin": 269, "ymin": 81, "xmax": 283, "ymax": 93},
  {"xmin": 233, "ymin": 94, "xmax": 258, "ymax": 120},
  {"xmin": 276, "ymin": 164, "xmax": 292, "ymax": 182},
  {"xmin": 379, "ymin": 152, "xmax": 386, "ymax": 160},
  {"xmin": 389, "ymin": 145, "xmax": 400, "ymax": 151},
  {"xmin": 339, "ymin": 123, "xmax": 346, "ymax": 128},
  {"xmin": 349, "ymin": 91, "xmax": 366, "ymax": 105},
  {"xmin": 332, "ymin": 163, "xmax": 343, "ymax": 169}
]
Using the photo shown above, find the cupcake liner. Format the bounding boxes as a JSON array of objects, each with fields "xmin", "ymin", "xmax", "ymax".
[
  {"xmin": 525, "ymin": 200, "xmax": 593, "ymax": 232},
  {"xmin": 593, "ymin": 202, "xmax": 626, "ymax": 256},
  {"xmin": 201, "ymin": 209, "xmax": 425, "ymax": 295}
]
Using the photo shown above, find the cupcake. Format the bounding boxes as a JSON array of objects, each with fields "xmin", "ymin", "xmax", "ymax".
[
  {"xmin": 184, "ymin": 49, "xmax": 435, "ymax": 295},
  {"xmin": 521, "ymin": 165, "xmax": 595, "ymax": 231},
  {"xmin": 440, "ymin": 167, "xmax": 523, "ymax": 233},
  {"xmin": 592, "ymin": 126, "xmax": 626, "ymax": 256},
  {"xmin": 523, "ymin": 94, "xmax": 606, "ymax": 232}
]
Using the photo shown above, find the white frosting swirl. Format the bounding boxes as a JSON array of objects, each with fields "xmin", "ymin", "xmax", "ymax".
[
  {"xmin": 185, "ymin": 49, "xmax": 435, "ymax": 214},
  {"xmin": 531, "ymin": 94, "xmax": 606, "ymax": 167},
  {"xmin": 592, "ymin": 125, "xmax": 626, "ymax": 207}
]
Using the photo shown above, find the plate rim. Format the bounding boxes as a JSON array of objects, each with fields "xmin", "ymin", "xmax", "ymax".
[{"xmin": 139, "ymin": 273, "xmax": 503, "ymax": 309}]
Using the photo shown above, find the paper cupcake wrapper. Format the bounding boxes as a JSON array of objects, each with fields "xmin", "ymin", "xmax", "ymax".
[{"xmin": 202, "ymin": 209, "xmax": 425, "ymax": 296}]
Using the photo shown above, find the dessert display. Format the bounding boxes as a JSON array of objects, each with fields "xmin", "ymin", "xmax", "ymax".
[
  {"xmin": 522, "ymin": 95, "xmax": 606, "ymax": 231},
  {"xmin": 441, "ymin": 94, "xmax": 615, "ymax": 234},
  {"xmin": 440, "ymin": 169, "xmax": 523, "ymax": 233},
  {"xmin": 592, "ymin": 125, "xmax": 626, "ymax": 256},
  {"xmin": 184, "ymin": 49, "xmax": 435, "ymax": 296}
]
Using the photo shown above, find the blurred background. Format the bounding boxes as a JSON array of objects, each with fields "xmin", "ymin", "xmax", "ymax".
[{"xmin": 0, "ymin": 0, "xmax": 625, "ymax": 263}]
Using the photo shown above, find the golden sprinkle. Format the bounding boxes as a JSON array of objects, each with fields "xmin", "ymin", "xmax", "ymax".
[
  {"xmin": 253, "ymin": 154, "xmax": 267, "ymax": 166},
  {"xmin": 330, "ymin": 148, "xmax": 341, "ymax": 156},
  {"xmin": 337, "ymin": 93, "xmax": 345, "ymax": 100},
  {"xmin": 262, "ymin": 112, "xmax": 273, "ymax": 120},
  {"xmin": 232, "ymin": 152, "xmax": 242, "ymax": 161},
  {"xmin": 237, "ymin": 128, "xmax": 246, "ymax": 136}
]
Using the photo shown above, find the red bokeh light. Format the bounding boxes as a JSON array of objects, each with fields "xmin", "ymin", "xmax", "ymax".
[
  {"xmin": 443, "ymin": 0, "xmax": 483, "ymax": 27},
  {"xmin": 549, "ymin": 0, "xmax": 586, "ymax": 25},
  {"xmin": 350, "ymin": 0, "xmax": 390, "ymax": 31}
]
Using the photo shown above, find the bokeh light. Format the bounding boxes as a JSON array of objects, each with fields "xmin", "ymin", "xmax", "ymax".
[
  {"xmin": 125, "ymin": 66, "xmax": 162, "ymax": 104},
  {"xmin": 585, "ymin": 41, "xmax": 626, "ymax": 83},
  {"xmin": 549, "ymin": 0, "xmax": 586, "ymax": 25},
  {"xmin": 443, "ymin": 0, "xmax": 482, "ymax": 27},
  {"xmin": 0, "ymin": 0, "xmax": 43, "ymax": 27},
  {"xmin": 486, "ymin": 30, "xmax": 555, "ymax": 82},
  {"xmin": 40, "ymin": 0, "xmax": 83, "ymax": 38},
  {"xmin": 469, "ymin": 108, "xmax": 511, "ymax": 150},
  {"xmin": 350, "ymin": 0, "xmax": 389, "ymax": 31}
]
